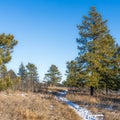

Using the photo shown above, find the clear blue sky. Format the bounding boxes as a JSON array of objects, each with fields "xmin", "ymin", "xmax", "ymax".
[{"xmin": 0, "ymin": 0, "xmax": 120, "ymax": 81}]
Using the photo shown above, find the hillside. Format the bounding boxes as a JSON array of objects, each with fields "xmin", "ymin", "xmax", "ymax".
[{"xmin": 0, "ymin": 91, "xmax": 81, "ymax": 120}]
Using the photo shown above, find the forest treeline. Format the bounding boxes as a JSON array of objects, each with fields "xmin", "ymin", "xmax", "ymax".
[{"xmin": 0, "ymin": 7, "xmax": 120, "ymax": 96}]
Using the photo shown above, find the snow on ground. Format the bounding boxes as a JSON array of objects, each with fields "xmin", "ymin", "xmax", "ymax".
[{"xmin": 56, "ymin": 90, "xmax": 104, "ymax": 120}]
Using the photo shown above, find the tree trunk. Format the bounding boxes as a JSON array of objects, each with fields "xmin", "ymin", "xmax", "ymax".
[
  {"xmin": 90, "ymin": 86, "xmax": 94, "ymax": 96},
  {"xmin": 106, "ymin": 87, "xmax": 109, "ymax": 95}
]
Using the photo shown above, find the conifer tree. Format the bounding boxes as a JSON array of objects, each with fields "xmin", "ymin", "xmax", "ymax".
[
  {"xmin": 0, "ymin": 33, "xmax": 18, "ymax": 91},
  {"xmin": 26, "ymin": 63, "xmax": 39, "ymax": 91},
  {"xmin": 18, "ymin": 63, "xmax": 28, "ymax": 91},
  {"xmin": 65, "ymin": 60, "xmax": 85, "ymax": 87},
  {"xmin": 0, "ymin": 33, "xmax": 18, "ymax": 66},
  {"xmin": 76, "ymin": 7, "xmax": 120, "ymax": 95},
  {"xmin": 8, "ymin": 69, "xmax": 17, "ymax": 79},
  {"xmin": 26, "ymin": 63, "xmax": 39, "ymax": 82},
  {"xmin": 0, "ymin": 65, "xmax": 7, "ymax": 78},
  {"xmin": 65, "ymin": 61, "xmax": 78, "ymax": 87},
  {"xmin": 45, "ymin": 64, "xmax": 62, "ymax": 86},
  {"xmin": 18, "ymin": 63, "xmax": 28, "ymax": 81}
]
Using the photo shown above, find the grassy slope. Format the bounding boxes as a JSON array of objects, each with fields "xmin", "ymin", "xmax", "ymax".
[
  {"xmin": 66, "ymin": 93, "xmax": 120, "ymax": 120},
  {"xmin": 0, "ymin": 92, "xmax": 81, "ymax": 120}
]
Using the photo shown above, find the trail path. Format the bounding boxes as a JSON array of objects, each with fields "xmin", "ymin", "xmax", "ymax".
[{"xmin": 55, "ymin": 90, "xmax": 104, "ymax": 120}]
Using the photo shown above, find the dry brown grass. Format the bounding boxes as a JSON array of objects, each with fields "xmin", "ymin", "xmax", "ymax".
[
  {"xmin": 66, "ymin": 93, "xmax": 120, "ymax": 120},
  {"xmin": 66, "ymin": 94, "xmax": 100, "ymax": 104},
  {"xmin": 48, "ymin": 86, "xmax": 68, "ymax": 92},
  {"xmin": 0, "ymin": 91, "xmax": 81, "ymax": 120}
]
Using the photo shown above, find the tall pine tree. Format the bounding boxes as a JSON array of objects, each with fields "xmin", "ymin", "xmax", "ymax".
[{"xmin": 76, "ymin": 7, "xmax": 120, "ymax": 95}]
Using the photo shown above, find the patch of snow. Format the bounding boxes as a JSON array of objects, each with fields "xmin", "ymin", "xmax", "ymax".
[
  {"xmin": 49, "ymin": 105, "xmax": 54, "ymax": 110},
  {"xmin": 21, "ymin": 93, "xmax": 26, "ymax": 97},
  {"xmin": 56, "ymin": 91, "xmax": 104, "ymax": 120}
]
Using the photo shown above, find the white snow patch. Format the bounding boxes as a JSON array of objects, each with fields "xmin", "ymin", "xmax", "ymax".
[{"xmin": 56, "ymin": 91, "xmax": 104, "ymax": 120}]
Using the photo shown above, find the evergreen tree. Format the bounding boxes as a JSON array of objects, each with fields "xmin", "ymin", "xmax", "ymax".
[
  {"xmin": 0, "ymin": 33, "xmax": 18, "ymax": 66},
  {"xmin": 18, "ymin": 63, "xmax": 28, "ymax": 81},
  {"xmin": 26, "ymin": 63, "xmax": 39, "ymax": 91},
  {"xmin": 18, "ymin": 63, "xmax": 28, "ymax": 91},
  {"xmin": 65, "ymin": 60, "xmax": 78, "ymax": 87},
  {"xmin": 0, "ymin": 65, "xmax": 7, "ymax": 78},
  {"xmin": 7, "ymin": 69, "xmax": 20, "ymax": 90},
  {"xmin": 45, "ymin": 64, "xmax": 62, "ymax": 86},
  {"xmin": 113, "ymin": 46, "xmax": 120, "ymax": 90},
  {"xmin": 8, "ymin": 69, "xmax": 17, "ymax": 79},
  {"xmin": 65, "ymin": 60, "xmax": 85, "ymax": 87},
  {"xmin": 26, "ymin": 63, "xmax": 39, "ymax": 82},
  {"xmin": 0, "ymin": 68, "xmax": 20, "ymax": 91},
  {"xmin": 0, "ymin": 33, "xmax": 18, "ymax": 91},
  {"xmin": 76, "ymin": 7, "xmax": 120, "ymax": 95}
]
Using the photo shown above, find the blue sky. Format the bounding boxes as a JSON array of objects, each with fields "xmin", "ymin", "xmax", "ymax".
[{"xmin": 0, "ymin": 0, "xmax": 120, "ymax": 81}]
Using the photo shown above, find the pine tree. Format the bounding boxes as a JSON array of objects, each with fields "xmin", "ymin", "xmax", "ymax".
[
  {"xmin": 26, "ymin": 63, "xmax": 39, "ymax": 82},
  {"xmin": 113, "ymin": 46, "xmax": 120, "ymax": 90},
  {"xmin": 0, "ymin": 65, "xmax": 7, "ymax": 78},
  {"xmin": 65, "ymin": 60, "xmax": 85, "ymax": 87},
  {"xmin": 8, "ymin": 69, "xmax": 17, "ymax": 79},
  {"xmin": 0, "ymin": 68, "xmax": 20, "ymax": 91},
  {"xmin": 92, "ymin": 35, "xmax": 120, "ymax": 92},
  {"xmin": 65, "ymin": 61, "xmax": 78, "ymax": 87},
  {"xmin": 18, "ymin": 63, "xmax": 27, "ymax": 81},
  {"xmin": 0, "ymin": 33, "xmax": 18, "ymax": 91},
  {"xmin": 45, "ymin": 64, "xmax": 62, "ymax": 86},
  {"xmin": 0, "ymin": 33, "xmax": 18, "ymax": 66},
  {"xmin": 18, "ymin": 63, "xmax": 28, "ymax": 91},
  {"xmin": 76, "ymin": 7, "xmax": 120, "ymax": 95},
  {"xmin": 26, "ymin": 63, "xmax": 39, "ymax": 91}
]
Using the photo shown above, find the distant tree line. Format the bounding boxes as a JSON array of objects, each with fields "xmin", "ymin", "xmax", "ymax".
[
  {"xmin": 18, "ymin": 62, "xmax": 39, "ymax": 92},
  {"xmin": 0, "ymin": 34, "xmax": 62, "ymax": 91},
  {"xmin": 18, "ymin": 63, "xmax": 62, "ymax": 92},
  {"xmin": 0, "ymin": 32, "xmax": 62, "ymax": 92}
]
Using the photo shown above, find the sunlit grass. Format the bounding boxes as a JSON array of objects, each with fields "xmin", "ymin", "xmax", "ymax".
[
  {"xmin": 0, "ymin": 91, "xmax": 81, "ymax": 120},
  {"xmin": 66, "ymin": 93, "xmax": 120, "ymax": 120}
]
